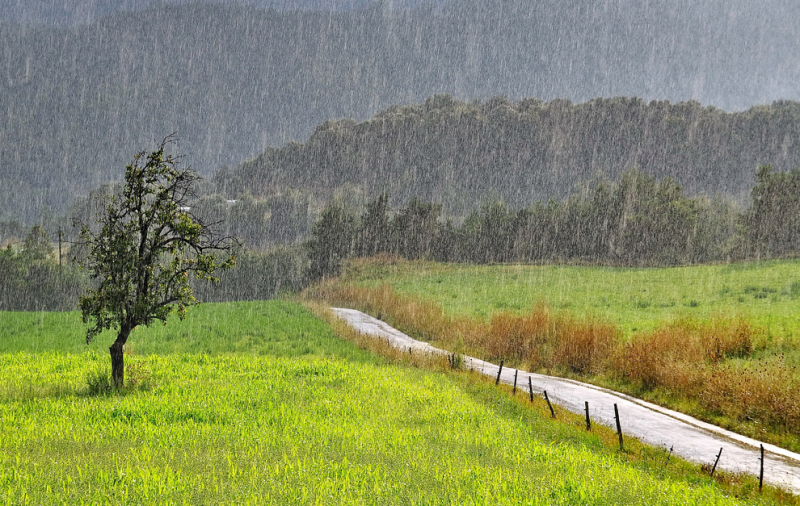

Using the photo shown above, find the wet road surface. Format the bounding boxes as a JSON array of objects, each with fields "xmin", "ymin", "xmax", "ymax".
[{"xmin": 332, "ymin": 307, "xmax": 800, "ymax": 495}]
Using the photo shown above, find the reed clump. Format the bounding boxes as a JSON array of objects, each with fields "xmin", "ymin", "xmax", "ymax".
[
  {"xmin": 702, "ymin": 357, "xmax": 800, "ymax": 433},
  {"xmin": 614, "ymin": 317, "xmax": 762, "ymax": 392}
]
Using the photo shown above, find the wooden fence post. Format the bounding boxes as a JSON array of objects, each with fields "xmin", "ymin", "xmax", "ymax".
[
  {"xmin": 663, "ymin": 445, "xmax": 673, "ymax": 467},
  {"xmin": 584, "ymin": 401, "xmax": 591, "ymax": 430},
  {"xmin": 614, "ymin": 403, "xmax": 623, "ymax": 451},
  {"xmin": 495, "ymin": 360, "xmax": 504, "ymax": 386},
  {"xmin": 513, "ymin": 369, "xmax": 518, "ymax": 394},
  {"xmin": 543, "ymin": 390, "xmax": 555, "ymax": 418},
  {"xmin": 710, "ymin": 447, "xmax": 723, "ymax": 477},
  {"xmin": 760, "ymin": 444, "xmax": 764, "ymax": 492},
  {"xmin": 528, "ymin": 376, "xmax": 534, "ymax": 403}
]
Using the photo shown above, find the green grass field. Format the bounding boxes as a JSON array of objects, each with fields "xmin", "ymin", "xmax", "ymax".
[
  {"xmin": 347, "ymin": 259, "xmax": 800, "ymax": 348},
  {"xmin": 0, "ymin": 301, "xmax": 790, "ymax": 504}
]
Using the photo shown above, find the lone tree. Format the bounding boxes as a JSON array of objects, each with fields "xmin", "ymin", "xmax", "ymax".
[{"xmin": 76, "ymin": 137, "xmax": 236, "ymax": 387}]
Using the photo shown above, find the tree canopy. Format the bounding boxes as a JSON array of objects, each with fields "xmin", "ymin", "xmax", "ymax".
[{"xmin": 77, "ymin": 138, "xmax": 236, "ymax": 387}]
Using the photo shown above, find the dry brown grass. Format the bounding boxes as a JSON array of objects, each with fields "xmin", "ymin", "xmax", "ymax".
[
  {"xmin": 615, "ymin": 317, "xmax": 763, "ymax": 392},
  {"xmin": 306, "ymin": 280, "xmax": 800, "ymax": 438},
  {"xmin": 551, "ymin": 318, "xmax": 618, "ymax": 374},
  {"xmin": 702, "ymin": 357, "xmax": 800, "ymax": 432},
  {"xmin": 307, "ymin": 281, "xmax": 458, "ymax": 345},
  {"xmin": 615, "ymin": 326, "xmax": 707, "ymax": 392}
]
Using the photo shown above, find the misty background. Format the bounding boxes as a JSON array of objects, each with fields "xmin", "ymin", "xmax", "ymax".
[{"xmin": 1, "ymin": 0, "xmax": 799, "ymax": 224}]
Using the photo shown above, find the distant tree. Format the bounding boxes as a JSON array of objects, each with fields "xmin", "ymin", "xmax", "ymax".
[
  {"xmin": 472, "ymin": 202, "xmax": 515, "ymax": 263},
  {"xmin": 357, "ymin": 192, "xmax": 390, "ymax": 257},
  {"xmin": 391, "ymin": 198, "xmax": 442, "ymax": 259},
  {"xmin": 307, "ymin": 202, "xmax": 356, "ymax": 280},
  {"xmin": 76, "ymin": 138, "xmax": 236, "ymax": 388},
  {"xmin": 745, "ymin": 165, "xmax": 800, "ymax": 259},
  {"xmin": 21, "ymin": 225, "xmax": 54, "ymax": 263}
]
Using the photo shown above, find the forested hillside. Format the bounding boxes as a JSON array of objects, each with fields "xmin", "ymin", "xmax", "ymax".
[
  {"xmin": 218, "ymin": 96, "xmax": 800, "ymax": 215},
  {"xmin": 2, "ymin": 0, "xmax": 800, "ymax": 223}
]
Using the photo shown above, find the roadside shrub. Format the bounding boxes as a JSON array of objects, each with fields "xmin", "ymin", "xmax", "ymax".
[
  {"xmin": 552, "ymin": 319, "xmax": 617, "ymax": 374},
  {"xmin": 615, "ymin": 317, "xmax": 761, "ymax": 392},
  {"xmin": 484, "ymin": 306, "xmax": 551, "ymax": 363},
  {"xmin": 704, "ymin": 316, "xmax": 758, "ymax": 361},
  {"xmin": 702, "ymin": 357, "xmax": 800, "ymax": 433},
  {"xmin": 615, "ymin": 326, "xmax": 705, "ymax": 391}
]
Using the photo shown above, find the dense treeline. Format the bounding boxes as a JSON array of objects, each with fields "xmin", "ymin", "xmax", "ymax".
[
  {"xmin": 0, "ymin": 226, "xmax": 89, "ymax": 311},
  {"xmin": 308, "ymin": 166, "xmax": 800, "ymax": 278},
  {"xmin": 4, "ymin": 0, "xmax": 800, "ymax": 223},
  {"xmin": 3, "ymin": 164, "xmax": 799, "ymax": 311},
  {"xmin": 220, "ymin": 96, "xmax": 800, "ymax": 216},
  {"xmin": 0, "ymin": 233, "xmax": 308, "ymax": 311}
]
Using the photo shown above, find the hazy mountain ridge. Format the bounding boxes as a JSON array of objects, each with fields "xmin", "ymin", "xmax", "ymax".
[
  {"xmin": 217, "ymin": 96, "xmax": 800, "ymax": 214},
  {"xmin": 1, "ymin": 0, "xmax": 799, "ymax": 222}
]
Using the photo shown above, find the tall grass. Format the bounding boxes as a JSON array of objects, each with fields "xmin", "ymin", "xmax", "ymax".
[
  {"xmin": 310, "ymin": 282, "xmax": 800, "ymax": 449},
  {"xmin": 5, "ymin": 301, "xmax": 775, "ymax": 504},
  {"xmin": 703, "ymin": 358, "xmax": 800, "ymax": 432}
]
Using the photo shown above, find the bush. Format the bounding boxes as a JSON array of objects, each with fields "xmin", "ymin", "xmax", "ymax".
[
  {"xmin": 702, "ymin": 358, "xmax": 800, "ymax": 433},
  {"xmin": 86, "ymin": 368, "xmax": 114, "ymax": 395},
  {"xmin": 552, "ymin": 319, "xmax": 617, "ymax": 374},
  {"xmin": 615, "ymin": 317, "xmax": 760, "ymax": 392}
]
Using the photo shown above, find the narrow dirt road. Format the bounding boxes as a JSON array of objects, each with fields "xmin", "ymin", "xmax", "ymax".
[{"xmin": 332, "ymin": 307, "xmax": 800, "ymax": 495}]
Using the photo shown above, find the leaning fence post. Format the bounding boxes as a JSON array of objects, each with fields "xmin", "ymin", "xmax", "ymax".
[
  {"xmin": 543, "ymin": 390, "xmax": 555, "ymax": 418},
  {"xmin": 614, "ymin": 403, "xmax": 624, "ymax": 451},
  {"xmin": 710, "ymin": 447, "xmax": 723, "ymax": 477},
  {"xmin": 528, "ymin": 376, "xmax": 534, "ymax": 402},
  {"xmin": 663, "ymin": 445, "xmax": 673, "ymax": 467},
  {"xmin": 513, "ymin": 369, "xmax": 518, "ymax": 394},
  {"xmin": 760, "ymin": 444, "xmax": 764, "ymax": 492},
  {"xmin": 495, "ymin": 360, "xmax": 504, "ymax": 385},
  {"xmin": 584, "ymin": 401, "xmax": 591, "ymax": 430}
]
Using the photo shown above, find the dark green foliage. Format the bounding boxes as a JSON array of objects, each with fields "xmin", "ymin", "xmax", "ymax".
[
  {"xmin": 307, "ymin": 202, "xmax": 357, "ymax": 280},
  {"xmin": 391, "ymin": 198, "xmax": 442, "ymax": 260},
  {"xmin": 310, "ymin": 167, "xmax": 800, "ymax": 267},
  {"xmin": 744, "ymin": 165, "xmax": 800, "ymax": 259},
  {"xmin": 220, "ymin": 97, "xmax": 800, "ymax": 217},
  {"xmin": 75, "ymin": 138, "xmax": 236, "ymax": 386},
  {"xmin": 356, "ymin": 192, "xmax": 390, "ymax": 257},
  {"xmin": 0, "ymin": 227, "xmax": 90, "ymax": 311},
  {"xmin": 77, "ymin": 142, "xmax": 235, "ymax": 344}
]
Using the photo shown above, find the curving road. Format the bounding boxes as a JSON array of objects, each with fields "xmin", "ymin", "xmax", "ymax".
[{"xmin": 332, "ymin": 307, "xmax": 800, "ymax": 495}]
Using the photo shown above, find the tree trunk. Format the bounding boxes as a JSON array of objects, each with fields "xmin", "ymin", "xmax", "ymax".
[
  {"xmin": 110, "ymin": 327, "xmax": 131, "ymax": 389},
  {"xmin": 109, "ymin": 341, "xmax": 124, "ymax": 388}
]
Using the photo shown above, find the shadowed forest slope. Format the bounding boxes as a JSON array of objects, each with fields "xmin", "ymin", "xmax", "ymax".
[{"xmin": 218, "ymin": 96, "xmax": 800, "ymax": 214}]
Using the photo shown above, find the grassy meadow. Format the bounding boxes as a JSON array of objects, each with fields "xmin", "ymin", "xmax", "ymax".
[
  {"xmin": 0, "ymin": 300, "xmax": 790, "ymax": 504},
  {"xmin": 342, "ymin": 258, "xmax": 800, "ymax": 346},
  {"xmin": 310, "ymin": 258, "xmax": 800, "ymax": 453}
]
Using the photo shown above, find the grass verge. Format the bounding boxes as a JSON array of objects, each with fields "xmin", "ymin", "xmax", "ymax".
[
  {"xmin": 1, "ymin": 300, "xmax": 793, "ymax": 503},
  {"xmin": 306, "ymin": 258, "xmax": 800, "ymax": 453}
]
